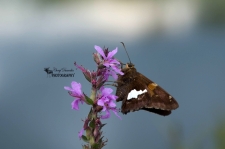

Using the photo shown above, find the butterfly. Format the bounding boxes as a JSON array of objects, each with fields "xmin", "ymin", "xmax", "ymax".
[{"xmin": 116, "ymin": 44, "xmax": 179, "ymax": 116}]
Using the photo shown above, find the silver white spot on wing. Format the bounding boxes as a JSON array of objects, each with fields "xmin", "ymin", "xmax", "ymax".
[{"xmin": 127, "ymin": 89, "xmax": 147, "ymax": 100}]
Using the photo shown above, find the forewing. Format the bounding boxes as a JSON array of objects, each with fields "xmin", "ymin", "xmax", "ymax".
[
  {"xmin": 119, "ymin": 78, "xmax": 152, "ymax": 114},
  {"xmin": 116, "ymin": 67, "xmax": 179, "ymax": 116}
]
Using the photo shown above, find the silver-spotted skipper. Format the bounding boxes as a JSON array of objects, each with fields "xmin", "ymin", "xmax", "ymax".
[{"xmin": 116, "ymin": 43, "xmax": 179, "ymax": 116}]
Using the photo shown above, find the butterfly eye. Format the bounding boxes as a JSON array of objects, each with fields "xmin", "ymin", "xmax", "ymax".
[{"xmin": 127, "ymin": 63, "xmax": 134, "ymax": 68}]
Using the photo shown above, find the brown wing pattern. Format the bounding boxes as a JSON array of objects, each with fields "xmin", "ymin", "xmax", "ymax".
[{"xmin": 116, "ymin": 67, "xmax": 179, "ymax": 116}]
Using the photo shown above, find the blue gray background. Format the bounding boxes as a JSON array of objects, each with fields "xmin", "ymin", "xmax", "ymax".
[{"xmin": 1, "ymin": 1, "xmax": 225, "ymax": 149}]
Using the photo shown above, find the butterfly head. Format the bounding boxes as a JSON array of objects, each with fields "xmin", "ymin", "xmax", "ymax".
[
  {"xmin": 120, "ymin": 63, "xmax": 136, "ymax": 75},
  {"xmin": 126, "ymin": 63, "xmax": 134, "ymax": 68}
]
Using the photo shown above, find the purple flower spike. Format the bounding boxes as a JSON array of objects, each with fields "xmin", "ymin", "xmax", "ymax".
[
  {"xmin": 97, "ymin": 87, "xmax": 121, "ymax": 119},
  {"xmin": 64, "ymin": 81, "xmax": 84, "ymax": 110}
]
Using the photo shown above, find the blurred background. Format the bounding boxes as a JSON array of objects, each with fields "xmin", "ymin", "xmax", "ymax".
[{"xmin": 0, "ymin": 0, "xmax": 225, "ymax": 149}]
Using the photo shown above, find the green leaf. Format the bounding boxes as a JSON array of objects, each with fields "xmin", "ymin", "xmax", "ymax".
[
  {"xmin": 84, "ymin": 93, "xmax": 94, "ymax": 105},
  {"xmin": 81, "ymin": 135, "xmax": 89, "ymax": 143}
]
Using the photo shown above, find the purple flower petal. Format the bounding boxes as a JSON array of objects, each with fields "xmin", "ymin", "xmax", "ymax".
[
  {"xmin": 109, "ymin": 59, "xmax": 120, "ymax": 64},
  {"xmin": 71, "ymin": 99, "xmax": 80, "ymax": 110},
  {"xmin": 64, "ymin": 86, "xmax": 73, "ymax": 91},
  {"xmin": 101, "ymin": 69, "xmax": 111, "ymax": 80},
  {"xmin": 99, "ymin": 86, "xmax": 105, "ymax": 92},
  {"xmin": 112, "ymin": 109, "xmax": 122, "ymax": 120},
  {"xmin": 97, "ymin": 99, "xmax": 104, "ymax": 106},
  {"xmin": 108, "ymin": 94, "xmax": 118, "ymax": 101},
  {"xmin": 71, "ymin": 82, "xmax": 82, "ymax": 96},
  {"xmin": 95, "ymin": 45, "xmax": 106, "ymax": 59},
  {"xmin": 101, "ymin": 87, "xmax": 113, "ymax": 96},
  {"xmin": 108, "ymin": 101, "xmax": 116, "ymax": 108},
  {"xmin": 102, "ymin": 68, "xmax": 118, "ymax": 80},
  {"xmin": 103, "ymin": 73, "xmax": 110, "ymax": 81},
  {"xmin": 78, "ymin": 128, "xmax": 84, "ymax": 139},
  {"xmin": 107, "ymin": 48, "xmax": 117, "ymax": 59},
  {"xmin": 110, "ymin": 70, "xmax": 118, "ymax": 80},
  {"xmin": 111, "ymin": 65, "xmax": 124, "ymax": 75},
  {"xmin": 65, "ymin": 81, "xmax": 84, "ymax": 98},
  {"xmin": 103, "ymin": 63, "xmax": 110, "ymax": 67},
  {"xmin": 100, "ymin": 110, "xmax": 110, "ymax": 119},
  {"xmin": 71, "ymin": 81, "xmax": 81, "ymax": 88},
  {"xmin": 102, "ymin": 106, "xmax": 106, "ymax": 111}
]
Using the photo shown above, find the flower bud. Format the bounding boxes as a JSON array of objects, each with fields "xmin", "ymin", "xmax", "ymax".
[
  {"xmin": 83, "ymin": 118, "xmax": 90, "ymax": 130},
  {"xmin": 93, "ymin": 126, "xmax": 99, "ymax": 137},
  {"xmin": 93, "ymin": 53, "xmax": 102, "ymax": 65},
  {"xmin": 74, "ymin": 62, "xmax": 91, "ymax": 82}
]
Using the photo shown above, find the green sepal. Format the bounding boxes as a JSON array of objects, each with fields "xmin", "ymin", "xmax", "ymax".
[
  {"xmin": 92, "ymin": 143, "xmax": 100, "ymax": 149},
  {"xmin": 81, "ymin": 135, "xmax": 89, "ymax": 143},
  {"xmin": 84, "ymin": 93, "xmax": 94, "ymax": 105},
  {"xmin": 89, "ymin": 119, "xmax": 95, "ymax": 129},
  {"xmin": 88, "ymin": 109, "xmax": 93, "ymax": 120}
]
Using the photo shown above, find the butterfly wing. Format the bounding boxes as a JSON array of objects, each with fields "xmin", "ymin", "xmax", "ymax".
[{"xmin": 116, "ymin": 68, "xmax": 179, "ymax": 116}]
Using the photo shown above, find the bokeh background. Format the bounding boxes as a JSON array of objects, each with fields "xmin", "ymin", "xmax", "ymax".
[{"xmin": 1, "ymin": 0, "xmax": 225, "ymax": 149}]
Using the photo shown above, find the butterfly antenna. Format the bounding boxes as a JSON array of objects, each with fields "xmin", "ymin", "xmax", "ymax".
[{"xmin": 121, "ymin": 42, "xmax": 132, "ymax": 64}]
